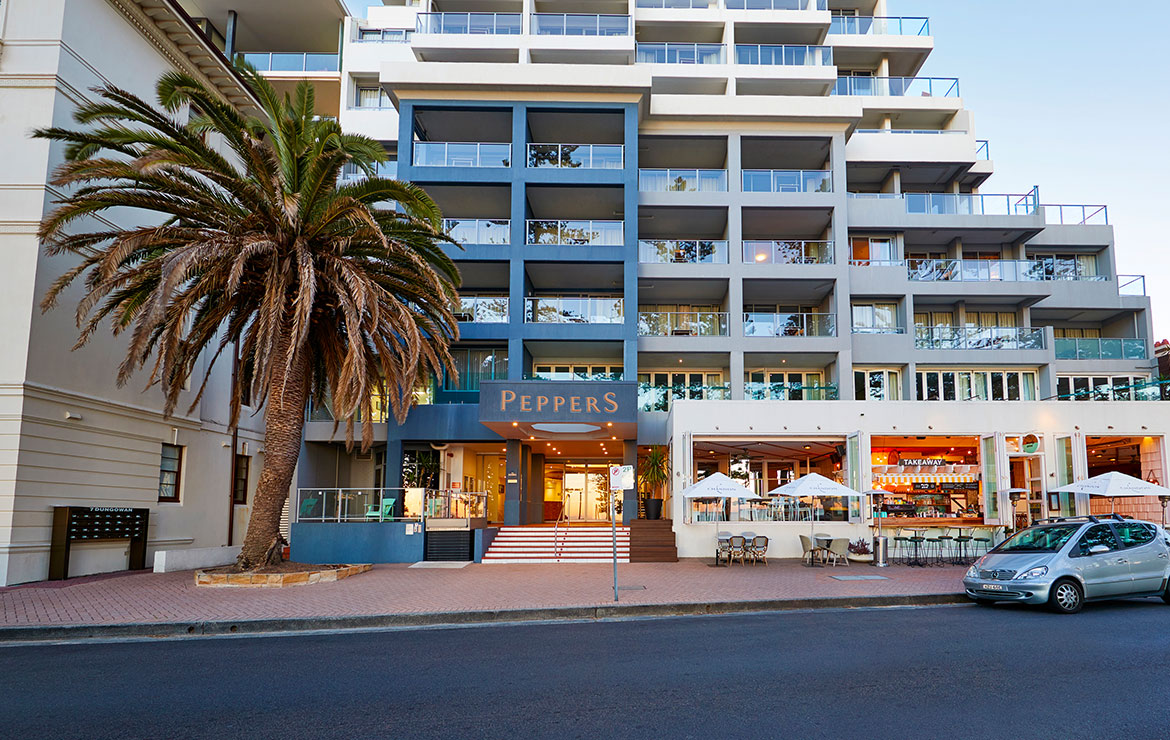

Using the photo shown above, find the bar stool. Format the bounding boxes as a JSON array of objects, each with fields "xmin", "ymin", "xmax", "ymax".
[
  {"xmin": 892, "ymin": 528, "xmax": 913, "ymax": 565},
  {"xmin": 905, "ymin": 527, "xmax": 927, "ymax": 567},
  {"xmin": 953, "ymin": 528, "xmax": 974, "ymax": 565},
  {"xmin": 971, "ymin": 528, "xmax": 993, "ymax": 558},
  {"xmin": 924, "ymin": 528, "xmax": 948, "ymax": 566}
]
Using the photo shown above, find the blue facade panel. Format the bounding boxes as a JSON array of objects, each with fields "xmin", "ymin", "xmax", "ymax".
[{"xmin": 291, "ymin": 522, "xmax": 424, "ymax": 564}]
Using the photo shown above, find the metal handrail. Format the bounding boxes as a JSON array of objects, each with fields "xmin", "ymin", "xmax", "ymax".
[
  {"xmin": 636, "ymin": 0, "xmax": 710, "ymax": 7},
  {"xmin": 455, "ymin": 296, "xmax": 509, "ymax": 323},
  {"xmin": 527, "ymin": 143, "xmax": 624, "ymax": 169},
  {"xmin": 294, "ymin": 488, "xmax": 414, "ymax": 523},
  {"xmin": 1041, "ymin": 203, "xmax": 1108, "ymax": 225},
  {"xmin": 237, "ymin": 52, "xmax": 339, "ymax": 72},
  {"xmin": 734, "ymin": 44, "xmax": 833, "ymax": 66},
  {"xmin": 524, "ymin": 296, "xmax": 625, "ymax": 323},
  {"xmin": 976, "ymin": 140, "xmax": 990, "ymax": 159},
  {"xmin": 742, "ymin": 169, "xmax": 833, "ymax": 193},
  {"xmin": 833, "ymin": 76, "xmax": 960, "ymax": 97},
  {"xmin": 906, "ymin": 258, "xmax": 1105, "ymax": 283},
  {"xmin": 904, "ymin": 189, "xmax": 1040, "ymax": 216},
  {"xmin": 856, "ymin": 128, "xmax": 967, "ymax": 135},
  {"xmin": 1118, "ymin": 275, "xmax": 1146, "ymax": 295},
  {"xmin": 726, "ymin": 0, "xmax": 827, "ymax": 9}
]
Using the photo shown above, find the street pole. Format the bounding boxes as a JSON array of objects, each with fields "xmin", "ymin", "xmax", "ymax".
[{"xmin": 611, "ymin": 485, "xmax": 618, "ymax": 602}]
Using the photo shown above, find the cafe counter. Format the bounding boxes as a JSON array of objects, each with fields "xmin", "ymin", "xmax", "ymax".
[{"xmin": 877, "ymin": 517, "xmax": 990, "ymax": 527}]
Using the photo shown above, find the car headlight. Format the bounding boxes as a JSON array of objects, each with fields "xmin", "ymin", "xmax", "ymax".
[
  {"xmin": 965, "ymin": 565, "xmax": 979, "ymax": 579},
  {"xmin": 1015, "ymin": 566, "xmax": 1048, "ymax": 580}
]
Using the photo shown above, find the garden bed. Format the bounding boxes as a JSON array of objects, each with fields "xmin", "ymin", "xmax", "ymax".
[{"xmin": 194, "ymin": 563, "xmax": 371, "ymax": 588}]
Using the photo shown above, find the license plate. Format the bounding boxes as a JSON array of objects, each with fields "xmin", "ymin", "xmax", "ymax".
[{"xmin": 981, "ymin": 584, "xmax": 1004, "ymax": 591}]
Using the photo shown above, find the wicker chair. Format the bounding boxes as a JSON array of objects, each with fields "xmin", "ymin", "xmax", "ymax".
[
  {"xmin": 728, "ymin": 535, "xmax": 748, "ymax": 565},
  {"xmin": 747, "ymin": 535, "xmax": 769, "ymax": 564},
  {"xmin": 826, "ymin": 537, "xmax": 851, "ymax": 566},
  {"xmin": 799, "ymin": 534, "xmax": 817, "ymax": 566}
]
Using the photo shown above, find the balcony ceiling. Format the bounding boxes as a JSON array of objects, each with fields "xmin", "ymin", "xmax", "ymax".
[
  {"xmin": 848, "ymin": 162, "xmax": 972, "ymax": 190},
  {"xmin": 526, "ymin": 185, "xmax": 625, "ymax": 220},
  {"xmin": 741, "ymin": 207, "xmax": 832, "ymax": 239},
  {"xmin": 529, "ymin": 111, "xmax": 625, "ymax": 145},
  {"xmin": 1031, "ymin": 307, "xmax": 1137, "ymax": 324},
  {"xmin": 456, "ymin": 261, "xmax": 509, "ymax": 290},
  {"xmin": 741, "ymin": 136, "xmax": 830, "ymax": 170},
  {"xmin": 742, "ymin": 351, "xmax": 839, "ymax": 368},
  {"xmin": 526, "ymin": 262, "xmax": 625, "ymax": 291},
  {"xmin": 414, "ymin": 108, "xmax": 513, "ymax": 143},
  {"xmin": 742, "ymin": 278, "xmax": 834, "ymax": 303},
  {"xmin": 639, "ymin": 136, "xmax": 727, "ymax": 169},
  {"xmin": 639, "ymin": 206, "xmax": 727, "ymax": 239},
  {"xmin": 638, "ymin": 278, "xmax": 728, "ymax": 303},
  {"xmin": 179, "ymin": 0, "xmax": 346, "ymax": 52},
  {"xmin": 525, "ymin": 340, "xmax": 624, "ymax": 359},
  {"xmin": 425, "ymin": 184, "xmax": 511, "ymax": 217}
]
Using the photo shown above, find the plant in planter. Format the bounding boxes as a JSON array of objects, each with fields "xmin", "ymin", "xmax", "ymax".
[
  {"xmin": 638, "ymin": 445, "xmax": 670, "ymax": 520},
  {"xmin": 847, "ymin": 538, "xmax": 874, "ymax": 562}
]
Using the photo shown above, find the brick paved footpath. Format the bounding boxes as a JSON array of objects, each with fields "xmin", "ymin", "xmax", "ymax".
[{"xmin": 0, "ymin": 560, "xmax": 967, "ymax": 627}]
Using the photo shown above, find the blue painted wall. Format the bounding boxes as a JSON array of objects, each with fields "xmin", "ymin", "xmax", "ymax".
[{"xmin": 291, "ymin": 522, "xmax": 424, "ymax": 564}]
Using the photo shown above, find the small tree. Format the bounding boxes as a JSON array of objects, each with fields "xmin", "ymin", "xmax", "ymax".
[{"xmin": 638, "ymin": 445, "xmax": 670, "ymax": 500}]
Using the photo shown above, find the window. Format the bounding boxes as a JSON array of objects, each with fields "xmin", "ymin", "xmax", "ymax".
[
  {"xmin": 1073, "ymin": 524, "xmax": 1119, "ymax": 557},
  {"xmin": 1114, "ymin": 521, "xmax": 1155, "ymax": 548},
  {"xmin": 445, "ymin": 348, "xmax": 507, "ymax": 391},
  {"xmin": 916, "ymin": 370, "xmax": 1037, "ymax": 401},
  {"xmin": 852, "ymin": 302, "xmax": 899, "ymax": 333},
  {"xmin": 850, "ymin": 236, "xmax": 896, "ymax": 264},
  {"xmin": 1053, "ymin": 328, "xmax": 1101, "ymax": 339},
  {"xmin": 1056, "ymin": 375, "xmax": 1149, "ymax": 401},
  {"xmin": 854, "ymin": 369, "xmax": 900, "ymax": 400},
  {"xmin": 746, "ymin": 371, "xmax": 828, "ymax": 400},
  {"xmin": 233, "ymin": 454, "xmax": 250, "ymax": 505},
  {"xmin": 359, "ymin": 28, "xmax": 411, "ymax": 42},
  {"xmin": 158, "ymin": 443, "xmax": 183, "ymax": 502},
  {"xmin": 355, "ymin": 86, "xmax": 392, "ymax": 109},
  {"xmin": 533, "ymin": 363, "xmax": 622, "ymax": 381}
]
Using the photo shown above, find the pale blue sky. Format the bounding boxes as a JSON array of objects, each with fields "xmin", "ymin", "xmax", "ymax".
[{"xmin": 345, "ymin": 0, "xmax": 1169, "ymax": 336}]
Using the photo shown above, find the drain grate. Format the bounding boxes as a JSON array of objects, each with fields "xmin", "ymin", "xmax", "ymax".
[{"xmin": 829, "ymin": 575, "xmax": 889, "ymax": 581}]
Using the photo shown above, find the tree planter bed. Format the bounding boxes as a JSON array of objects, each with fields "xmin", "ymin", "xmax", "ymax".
[{"xmin": 195, "ymin": 563, "xmax": 371, "ymax": 588}]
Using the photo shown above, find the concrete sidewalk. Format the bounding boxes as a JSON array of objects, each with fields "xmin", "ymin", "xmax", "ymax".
[{"xmin": 0, "ymin": 560, "xmax": 968, "ymax": 641}]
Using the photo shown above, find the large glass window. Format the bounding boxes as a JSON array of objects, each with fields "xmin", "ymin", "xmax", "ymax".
[
  {"xmin": 852, "ymin": 302, "xmax": 899, "ymax": 333},
  {"xmin": 158, "ymin": 443, "xmax": 183, "ymax": 502},
  {"xmin": 1056, "ymin": 375, "xmax": 1149, "ymax": 401},
  {"xmin": 854, "ymin": 369, "xmax": 900, "ymax": 400},
  {"xmin": 445, "ymin": 349, "xmax": 508, "ymax": 391},
  {"xmin": 917, "ymin": 370, "xmax": 1037, "ymax": 401}
]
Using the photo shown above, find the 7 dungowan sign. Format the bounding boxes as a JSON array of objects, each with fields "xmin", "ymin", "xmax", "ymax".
[{"xmin": 478, "ymin": 380, "xmax": 638, "ymax": 438}]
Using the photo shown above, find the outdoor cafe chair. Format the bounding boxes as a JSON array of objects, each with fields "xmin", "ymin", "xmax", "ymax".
[
  {"xmin": 799, "ymin": 534, "xmax": 817, "ymax": 566},
  {"xmin": 715, "ymin": 535, "xmax": 732, "ymax": 566},
  {"xmin": 748, "ymin": 535, "xmax": 769, "ymax": 564},
  {"xmin": 826, "ymin": 538, "xmax": 850, "ymax": 567},
  {"xmin": 728, "ymin": 535, "xmax": 747, "ymax": 565}
]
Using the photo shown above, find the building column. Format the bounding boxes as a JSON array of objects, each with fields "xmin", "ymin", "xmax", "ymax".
[
  {"xmin": 504, "ymin": 439, "xmax": 522, "ymax": 525},
  {"xmin": 384, "ymin": 438, "xmax": 404, "ymax": 516},
  {"xmin": 623, "ymin": 440, "xmax": 638, "ymax": 524},
  {"xmin": 531, "ymin": 452, "xmax": 545, "ymax": 522}
]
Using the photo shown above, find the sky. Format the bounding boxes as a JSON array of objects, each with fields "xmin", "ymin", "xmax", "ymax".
[{"xmin": 345, "ymin": 0, "xmax": 1170, "ymax": 337}]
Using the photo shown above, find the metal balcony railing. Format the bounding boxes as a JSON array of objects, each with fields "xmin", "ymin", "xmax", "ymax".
[
  {"xmin": 455, "ymin": 296, "xmax": 509, "ymax": 323},
  {"xmin": 745, "ymin": 382, "xmax": 838, "ymax": 400},
  {"xmin": 914, "ymin": 326, "xmax": 1045, "ymax": 350},
  {"xmin": 637, "ymin": 0, "xmax": 710, "ymax": 7},
  {"xmin": 639, "ymin": 169, "xmax": 728, "ymax": 192},
  {"xmin": 1051, "ymin": 379, "xmax": 1168, "ymax": 402},
  {"xmin": 526, "ymin": 220, "xmax": 624, "ymax": 246},
  {"xmin": 443, "ymin": 218, "xmax": 511, "ymax": 245},
  {"xmin": 1042, "ymin": 204, "xmax": 1108, "ymax": 225},
  {"xmin": 734, "ymin": 44, "xmax": 833, "ymax": 66},
  {"xmin": 851, "ymin": 325, "xmax": 905, "ymax": 335},
  {"xmin": 976, "ymin": 140, "xmax": 990, "ymax": 160},
  {"xmin": 415, "ymin": 12, "xmax": 522, "ymax": 34},
  {"xmin": 638, "ymin": 311, "xmax": 729, "ymax": 336},
  {"xmin": 903, "ymin": 190, "xmax": 1039, "ymax": 216},
  {"xmin": 237, "ymin": 52, "xmax": 339, "ymax": 72},
  {"xmin": 341, "ymin": 161, "xmax": 398, "ymax": 182},
  {"xmin": 742, "ymin": 169, "xmax": 832, "ymax": 193},
  {"xmin": 413, "ymin": 142, "xmax": 511, "ymax": 168},
  {"xmin": 524, "ymin": 297, "xmax": 624, "ymax": 323},
  {"xmin": 294, "ymin": 488, "xmax": 416, "ymax": 523},
  {"xmin": 743, "ymin": 240, "xmax": 833, "ymax": 265},
  {"xmin": 906, "ymin": 258, "xmax": 1106, "ymax": 283},
  {"xmin": 829, "ymin": 16, "xmax": 929, "ymax": 35},
  {"xmin": 833, "ymin": 76, "xmax": 959, "ymax": 97},
  {"xmin": 744, "ymin": 313, "xmax": 836, "ymax": 337},
  {"xmin": 355, "ymin": 28, "xmax": 412, "ymax": 43},
  {"xmin": 856, "ymin": 128, "xmax": 967, "ymax": 135},
  {"xmin": 531, "ymin": 13, "xmax": 631, "ymax": 36},
  {"xmin": 639, "ymin": 383, "xmax": 730, "ymax": 412},
  {"xmin": 1119, "ymin": 275, "xmax": 1146, "ymax": 296},
  {"xmin": 527, "ymin": 143, "xmax": 624, "ymax": 169},
  {"xmin": 1054, "ymin": 338, "xmax": 1147, "ymax": 361},
  {"xmin": 636, "ymin": 42, "xmax": 725, "ymax": 64},
  {"xmin": 726, "ymin": 0, "xmax": 827, "ymax": 9},
  {"xmin": 639, "ymin": 239, "xmax": 729, "ymax": 264}
]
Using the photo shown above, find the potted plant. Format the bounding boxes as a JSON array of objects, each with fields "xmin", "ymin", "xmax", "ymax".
[
  {"xmin": 638, "ymin": 445, "xmax": 670, "ymax": 520},
  {"xmin": 847, "ymin": 538, "xmax": 874, "ymax": 563}
]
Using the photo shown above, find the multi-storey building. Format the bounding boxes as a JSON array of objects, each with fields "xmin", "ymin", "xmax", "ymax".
[{"xmin": 290, "ymin": 0, "xmax": 1169, "ymax": 560}]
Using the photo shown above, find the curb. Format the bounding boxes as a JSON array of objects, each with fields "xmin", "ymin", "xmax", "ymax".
[{"xmin": 0, "ymin": 592, "xmax": 967, "ymax": 643}]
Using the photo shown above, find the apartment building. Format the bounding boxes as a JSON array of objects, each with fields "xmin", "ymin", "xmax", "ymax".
[
  {"xmin": 0, "ymin": 0, "xmax": 346, "ymax": 585},
  {"xmin": 277, "ymin": 0, "xmax": 1170, "ymax": 561}
]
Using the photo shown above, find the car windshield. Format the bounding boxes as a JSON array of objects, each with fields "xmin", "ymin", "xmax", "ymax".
[{"xmin": 994, "ymin": 524, "xmax": 1081, "ymax": 553}]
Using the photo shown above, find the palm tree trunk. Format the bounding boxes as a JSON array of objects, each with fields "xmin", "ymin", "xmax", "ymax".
[{"xmin": 237, "ymin": 349, "xmax": 310, "ymax": 569}]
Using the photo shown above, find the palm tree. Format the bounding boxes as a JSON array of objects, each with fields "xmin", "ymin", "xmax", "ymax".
[{"xmin": 34, "ymin": 68, "xmax": 460, "ymax": 569}]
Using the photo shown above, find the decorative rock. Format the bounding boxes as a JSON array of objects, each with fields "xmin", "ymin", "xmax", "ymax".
[{"xmin": 194, "ymin": 563, "xmax": 372, "ymax": 588}]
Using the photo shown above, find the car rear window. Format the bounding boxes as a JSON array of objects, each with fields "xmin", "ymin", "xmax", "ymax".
[{"xmin": 995, "ymin": 523, "xmax": 1081, "ymax": 553}]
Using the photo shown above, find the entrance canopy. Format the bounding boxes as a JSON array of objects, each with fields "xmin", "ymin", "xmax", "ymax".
[{"xmin": 1051, "ymin": 471, "xmax": 1170, "ymax": 498}]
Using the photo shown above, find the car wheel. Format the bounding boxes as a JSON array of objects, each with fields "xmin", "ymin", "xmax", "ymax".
[{"xmin": 1049, "ymin": 579, "xmax": 1084, "ymax": 614}]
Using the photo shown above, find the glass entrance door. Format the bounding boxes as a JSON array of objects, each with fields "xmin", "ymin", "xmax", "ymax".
[{"xmin": 552, "ymin": 463, "xmax": 614, "ymax": 522}]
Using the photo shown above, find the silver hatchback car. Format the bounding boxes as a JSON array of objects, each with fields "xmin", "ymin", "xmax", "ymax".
[{"xmin": 963, "ymin": 515, "xmax": 1170, "ymax": 614}]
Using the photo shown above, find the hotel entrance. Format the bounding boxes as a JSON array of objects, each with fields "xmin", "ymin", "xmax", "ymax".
[{"xmin": 543, "ymin": 462, "xmax": 621, "ymax": 522}]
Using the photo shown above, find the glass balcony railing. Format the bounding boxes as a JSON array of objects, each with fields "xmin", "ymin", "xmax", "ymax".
[
  {"xmin": 833, "ymin": 76, "xmax": 959, "ymax": 97},
  {"xmin": 637, "ymin": 0, "xmax": 711, "ymax": 6},
  {"xmin": 1054, "ymin": 338, "xmax": 1147, "ymax": 361},
  {"xmin": 914, "ymin": 326, "xmax": 1045, "ymax": 351},
  {"xmin": 852, "ymin": 325, "xmax": 905, "ymax": 335},
  {"xmin": 639, "ymin": 383, "xmax": 730, "ymax": 412},
  {"xmin": 1042, "ymin": 204, "xmax": 1108, "ymax": 225},
  {"xmin": 829, "ymin": 16, "xmax": 929, "ymax": 35},
  {"xmin": 413, "ymin": 142, "xmax": 511, "ymax": 168},
  {"xmin": 356, "ymin": 28, "xmax": 412, "ymax": 43},
  {"xmin": 856, "ymin": 128, "xmax": 967, "ymax": 136},
  {"xmin": 639, "ymin": 169, "xmax": 728, "ymax": 192},
  {"xmin": 531, "ymin": 13, "xmax": 631, "ymax": 36},
  {"xmin": 443, "ymin": 218, "xmax": 511, "ymax": 245},
  {"xmin": 341, "ymin": 161, "xmax": 398, "ymax": 182},
  {"xmin": 638, "ymin": 311, "xmax": 729, "ymax": 337},
  {"xmin": 745, "ymin": 382, "xmax": 838, "ymax": 400},
  {"xmin": 744, "ymin": 313, "xmax": 836, "ymax": 337},
  {"xmin": 742, "ymin": 169, "xmax": 832, "ymax": 193},
  {"xmin": 906, "ymin": 259, "xmax": 1106, "ymax": 283},
  {"xmin": 636, "ymin": 42, "xmax": 725, "ymax": 64},
  {"xmin": 1119, "ymin": 275, "xmax": 1146, "ymax": 296},
  {"xmin": 238, "ymin": 52, "xmax": 339, "ymax": 72},
  {"xmin": 526, "ymin": 220, "xmax": 624, "ymax": 246},
  {"xmin": 734, "ymin": 44, "xmax": 833, "ymax": 66},
  {"xmin": 525, "ymin": 370, "xmax": 624, "ymax": 382},
  {"xmin": 525, "ymin": 297, "xmax": 624, "ymax": 324},
  {"xmin": 639, "ymin": 239, "xmax": 729, "ymax": 264},
  {"xmin": 1054, "ymin": 379, "xmax": 1168, "ymax": 402},
  {"xmin": 414, "ymin": 12, "xmax": 522, "ymax": 34},
  {"xmin": 976, "ymin": 140, "xmax": 990, "ymax": 160},
  {"xmin": 903, "ymin": 191, "xmax": 1039, "ymax": 216},
  {"xmin": 527, "ymin": 143, "xmax": 624, "ymax": 169},
  {"xmin": 455, "ymin": 296, "xmax": 509, "ymax": 323},
  {"xmin": 743, "ymin": 240, "xmax": 833, "ymax": 265},
  {"xmin": 726, "ymin": 0, "xmax": 827, "ymax": 9}
]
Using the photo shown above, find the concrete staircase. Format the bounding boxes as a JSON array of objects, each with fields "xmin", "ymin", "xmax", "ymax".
[{"xmin": 482, "ymin": 524, "xmax": 630, "ymax": 563}]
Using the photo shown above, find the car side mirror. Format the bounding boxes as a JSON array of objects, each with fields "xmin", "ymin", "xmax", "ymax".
[{"xmin": 1088, "ymin": 544, "xmax": 1111, "ymax": 555}]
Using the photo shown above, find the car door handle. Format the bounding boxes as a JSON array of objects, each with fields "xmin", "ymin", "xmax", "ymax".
[
  {"xmin": 1115, "ymin": 558, "xmax": 1128, "ymax": 564},
  {"xmin": 1158, "ymin": 552, "xmax": 1169, "ymax": 559}
]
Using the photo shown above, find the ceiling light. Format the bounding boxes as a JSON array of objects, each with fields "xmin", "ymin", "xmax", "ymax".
[
  {"xmin": 803, "ymin": 445, "xmax": 812, "ymax": 450},
  {"xmin": 512, "ymin": 422, "xmax": 518, "ymax": 427},
  {"xmin": 607, "ymin": 422, "xmax": 613, "ymax": 427},
  {"xmin": 755, "ymin": 253, "xmax": 767, "ymax": 262}
]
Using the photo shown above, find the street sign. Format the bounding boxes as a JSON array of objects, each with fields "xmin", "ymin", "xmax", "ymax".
[{"xmin": 609, "ymin": 464, "xmax": 634, "ymax": 491}]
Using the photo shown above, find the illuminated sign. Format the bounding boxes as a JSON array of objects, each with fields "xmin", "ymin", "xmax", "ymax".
[{"xmin": 479, "ymin": 381, "xmax": 638, "ymax": 426}]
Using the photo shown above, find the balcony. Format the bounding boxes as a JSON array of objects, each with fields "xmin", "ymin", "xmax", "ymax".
[
  {"xmin": 852, "ymin": 325, "xmax": 905, "ymax": 335},
  {"xmin": 444, "ymin": 218, "xmax": 510, "ymax": 245},
  {"xmin": 906, "ymin": 259, "xmax": 1105, "ymax": 283},
  {"xmin": 726, "ymin": 0, "xmax": 827, "ymax": 9},
  {"xmin": 1119, "ymin": 275, "xmax": 1146, "ymax": 296},
  {"xmin": 639, "ymin": 169, "xmax": 728, "ymax": 192},
  {"xmin": 525, "ymin": 297, "xmax": 624, "ymax": 323},
  {"xmin": 1054, "ymin": 338, "xmax": 1147, "ymax": 361},
  {"xmin": 639, "ymin": 239, "xmax": 728, "ymax": 264},
  {"xmin": 526, "ymin": 220, "xmax": 624, "ymax": 246},
  {"xmin": 1042, "ymin": 204, "xmax": 1108, "ymax": 225},
  {"xmin": 414, "ymin": 13, "xmax": 522, "ymax": 35},
  {"xmin": 455, "ymin": 296, "xmax": 509, "ymax": 323},
  {"xmin": 914, "ymin": 326, "xmax": 1044, "ymax": 351},
  {"xmin": 743, "ymin": 240, "xmax": 833, "ymax": 265},
  {"xmin": 638, "ymin": 311, "xmax": 729, "ymax": 336},
  {"xmin": 734, "ymin": 45, "xmax": 833, "ymax": 66},
  {"xmin": 341, "ymin": 161, "xmax": 398, "ymax": 182},
  {"xmin": 636, "ymin": 43, "xmax": 725, "ymax": 64},
  {"xmin": 829, "ymin": 16, "xmax": 929, "ymax": 35},
  {"xmin": 868, "ymin": 190, "xmax": 1038, "ymax": 216},
  {"xmin": 745, "ymin": 382, "xmax": 838, "ymax": 400},
  {"xmin": 742, "ymin": 169, "xmax": 832, "ymax": 193},
  {"xmin": 833, "ymin": 76, "xmax": 959, "ymax": 97},
  {"xmin": 744, "ymin": 312, "xmax": 836, "ymax": 337},
  {"xmin": 639, "ymin": 382, "xmax": 730, "ymax": 412},
  {"xmin": 238, "ymin": 52, "xmax": 339, "ymax": 72},
  {"xmin": 636, "ymin": 0, "xmax": 710, "ymax": 6},
  {"xmin": 413, "ymin": 142, "xmax": 512, "ymax": 168},
  {"xmin": 527, "ymin": 143, "xmax": 624, "ymax": 169},
  {"xmin": 976, "ymin": 140, "xmax": 990, "ymax": 160},
  {"xmin": 531, "ymin": 14, "xmax": 631, "ymax": 36}
]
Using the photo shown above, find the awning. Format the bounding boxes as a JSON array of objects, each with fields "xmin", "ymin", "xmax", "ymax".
[{"xmin": 875, "ymin": 473, "xmax": 980, "ymax": 486}]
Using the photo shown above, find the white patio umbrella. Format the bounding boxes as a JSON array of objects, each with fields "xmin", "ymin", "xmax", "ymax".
[
  {"xmin": 681, "ymin": 472, "xmax": 759, "ymax": 525},
  {"xmin": 768, "ymin": 472, "xmax": 865, "ymax": 538},
  {"xmin": 1050, "ymin": 471, "xmax": 1170, "ymax": 513}
]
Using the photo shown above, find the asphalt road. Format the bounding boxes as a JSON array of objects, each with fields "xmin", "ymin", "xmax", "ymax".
[{"xmin": 4, "ymin": 600, "xmax": 1170, "ymax": 740}]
